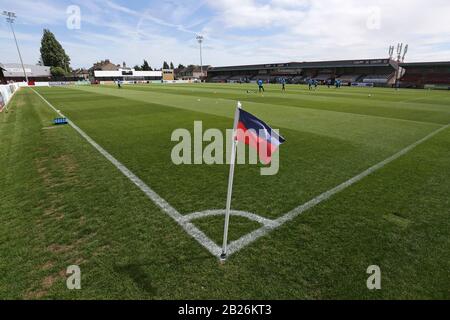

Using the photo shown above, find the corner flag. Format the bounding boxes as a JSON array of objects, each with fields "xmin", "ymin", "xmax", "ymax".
[
  {"xmin": 221, "ymin": 102, "xmax": 286, "ymax": 261},
  {"xmin": 236, "ymin": 108, "xmax": 286, "ymax": 164}
]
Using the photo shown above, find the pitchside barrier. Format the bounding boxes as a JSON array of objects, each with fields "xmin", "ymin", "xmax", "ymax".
[
  {"xmin": 0, "ymin": 83, "xmax": 21, "ymax": 112},
  {"xmin": 424, "ymin": 84, "xmax": 450, "ymax": 90},
  {"xmin": 351, "ymin": 82, "xmax": 374, "ymax": 87},
  {"xmin": 163, "ymin": 80, "xmax": 200, "ymax": 84},
  {"xmin": 28, "ymin": 81, "xmax": 91, "ymax": 87},
  {"xmin": 99, "ymin": 80, "xmax": 200, "ymax": 85},
  {"xmin": 48, "ymin": 81, "xmax": 91, "ymax": 86}
]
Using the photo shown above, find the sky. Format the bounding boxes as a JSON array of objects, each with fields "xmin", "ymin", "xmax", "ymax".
[{"xmin": 1, "ymin": 0, "xmax": 450, "ymax": 69}]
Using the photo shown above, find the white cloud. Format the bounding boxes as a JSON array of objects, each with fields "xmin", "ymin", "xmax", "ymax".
[
  {"xmin": 202, "ymin": 0, "xmax": 450, "ymax": 64},
  {"xmin": 206, "ymin": 0, "xmax": 307, "ymax": 28},
  {"xmin": 1, "ymin": 0, "xmax": 450, "ymax": 68}
]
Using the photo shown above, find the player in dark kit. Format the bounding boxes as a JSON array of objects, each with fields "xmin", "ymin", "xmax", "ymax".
[{"xmin": 281, "ymin": 78, "xmax": 286, "ymax": 92}]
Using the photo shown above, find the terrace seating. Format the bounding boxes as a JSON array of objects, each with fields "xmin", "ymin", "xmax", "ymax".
[
  {"xmin": 314, "ymin": 73, "xmax": 332, "ymax": 81},
  {"xmin": 401, "ymin": 72, "xmax": 450, "ymax": 85},
  {"xmin": 363, "ymin": 73, "xmax": 394, "ymax": 84},
  {"xmin": 209, "ymin": 75, "xmax": 230, "ymax": 82},
  {"xmin": 251, "ymin": 74, "xmax": 278, "ymax": 82},
  {"xmin": 290, "ymin": 76, "xmax": 306, "ymax": 84},
  {"xmin": 423, "ymin": 73, "xmax": 450, "ymax": 84},
  {"xmin": 400, "ymin": 73, "xmax": 422, "ymax": 83},
  {"xmin": 336, "ymin": 74, "xmax": 362, "ymax": 83},
  {"xmin": 251, "ymin": 74, "xmax": 270, "ymax": 80},
  {"xmin": 227, "ymin": 75, "xmax": 252, "ymax": 82}
]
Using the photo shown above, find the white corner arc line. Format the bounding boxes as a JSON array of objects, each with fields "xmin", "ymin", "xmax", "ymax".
[
  {"xmin": 31, "ymin": 88, "xmax": 222, "ymax": 257},
  {"xmin": 183, "ymin": 209, "xmax": 278, "ymax": 228}
]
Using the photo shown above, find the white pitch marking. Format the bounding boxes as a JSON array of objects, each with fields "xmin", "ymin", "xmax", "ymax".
[
  {"xmin": 31, "ymin": 88, "xmax": 450, "ymax": 260},
  {"xmin": 31, "ymin": 88, "xmax": 222, "ymax": 257},
  {"xmin": 183, "ymin": 209, "xmax": 279, "ymax": 228},
  {"xmin": 226, "ymin": 122, "xmax": 450, "ymax": 256}
]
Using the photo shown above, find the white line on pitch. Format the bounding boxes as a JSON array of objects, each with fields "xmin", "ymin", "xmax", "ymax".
[
  {"xmin": 31, "ymin": 87, "xmax": 450, "ymax": 259},
  {"xmin": 226, "ymin": 122, "xmax": 450, "ymax": 256},
  {"xmin": 31, "ymin": 88, "xmax": 222, "ymax": 257},
  {"xmin": 183, "ymin": 209, "xmax": 278, "ymax": 228}
]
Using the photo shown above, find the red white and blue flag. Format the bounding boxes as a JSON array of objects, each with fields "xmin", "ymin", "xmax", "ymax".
[
  {"xmin": 221, "ymin": 103, "xmax": 286, "ymax": 259},
  {"xmin": 235, "ymin": 108, "xmax": 286, "ymax": 164}
]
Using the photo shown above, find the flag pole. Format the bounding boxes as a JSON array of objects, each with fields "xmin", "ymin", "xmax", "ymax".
[{"xmin": 220, "ymin": 101, "xmax": 242, "ymax": 261}]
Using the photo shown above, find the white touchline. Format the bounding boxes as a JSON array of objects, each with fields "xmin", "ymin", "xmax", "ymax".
[
  {"xmin": 31, "ymin": 88, "xmax": 222, "ymax": 257},
  {"xmin": 32, "ymin": 88, "xmax": 449, "ymax": 260}
]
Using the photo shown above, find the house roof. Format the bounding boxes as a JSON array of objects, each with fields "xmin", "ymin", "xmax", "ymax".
[{"xmin": 1, "ymin": 63, "xmax": 51, "ymax": 77}]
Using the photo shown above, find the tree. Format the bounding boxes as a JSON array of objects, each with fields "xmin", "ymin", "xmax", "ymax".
[
  {"xmin": 142, "ymin": 60, "xmax": 152, "ymax": 71},
  {"xmin": 170, "ymin": 62, "xmax": 174, "ymax": 69},
  {"xmin": 163, "ymin": 61, "xmax": 170, "ymax": 69},
  {"xmin": 178, "ymin": 64, "xmax": 185, "ymax": 69},
  {"xmin": 40, "ymin": 29, "xmax": 71, "ymax": 71},
  {"xmin": 134, "ymin": 65, "xmax": 142, "ymax": 71},
  {"xmin": 50, "ymin": 66, "xmax": 67, "ymax": 77}
]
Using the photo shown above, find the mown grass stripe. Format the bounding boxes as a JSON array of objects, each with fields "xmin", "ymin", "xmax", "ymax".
[
  {"xmin": 30, "ymin": 88, "xmax": 223, "ymax": 258},
  {"xmin": 227, "ymin": 122, "xmax": 450, "ymax": 256}
]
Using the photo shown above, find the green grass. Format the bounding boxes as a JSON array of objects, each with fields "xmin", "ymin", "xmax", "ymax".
[{"xmin": 0, "ymin": 84, "xmax": 449, "ymax": 299}]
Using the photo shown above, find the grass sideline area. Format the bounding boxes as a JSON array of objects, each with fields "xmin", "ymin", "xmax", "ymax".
[{"xmin": 0, "ymin": 83, "xmax": 449, "ymax": 299}]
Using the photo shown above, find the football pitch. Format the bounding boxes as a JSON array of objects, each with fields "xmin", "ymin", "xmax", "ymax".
[{"xmin": 1, "ymin": 83, "xmax": 449, "ymax": 299}]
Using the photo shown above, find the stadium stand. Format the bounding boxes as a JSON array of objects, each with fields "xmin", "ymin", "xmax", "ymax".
[
  {"xmin": 207, "ymin": 59, "xmax": 449, "ymax": 89},
  {"xmin": 314, "ymin": 72, "xmax": 333, "ymax": 82},
  {"xmin": 362, "ymin": 72, "xmax": 395, "ymax": 84},
  {"xmin": 400, "ymin": 62, "xmax": 450, "ymax": 89},
  {"xmin": 336, "ymin": 74, "xmax": 363, "ymax": 84},
  {"xmin": 208, "ymin": 59, "xmax": 398, "ymax": 86},
  {"xmin": 251, "ymin": 74, "xmax": 277, "ymax": 82},
  {"xmin": 209, "ymin": 75, "xmax": 231, "ymax": 83},
  {"xmin": 289, "ymin": 75, "xmax": 306, "ymax": 84},
  {"xmin": 227, "ymin": 75, "xmax": 252, "ymax": 82}
]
